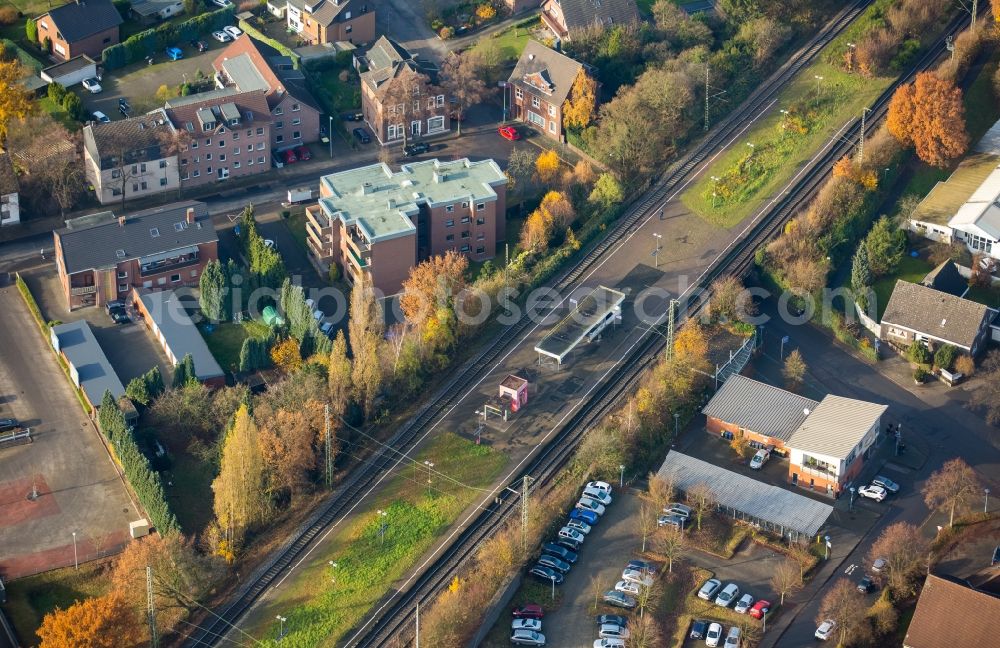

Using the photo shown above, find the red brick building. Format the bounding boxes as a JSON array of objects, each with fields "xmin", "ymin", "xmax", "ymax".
[
  {"xmin": 270, "ymin": 0, "xmax": 375, "ymax": 45},
  {"xmin": 540, "ymin": 0, "xmax": 639, "ymax": 41},
  {"xmin": 53, "ymin": 201, "xmax": 218, "ymax": 310},
  {"xmin": 35, "ymin": 0, "xmax": 123, "ymax": 61},
  {"xmin": 508, "ymin": 40, "xmax": 587, "ymax": 142}
]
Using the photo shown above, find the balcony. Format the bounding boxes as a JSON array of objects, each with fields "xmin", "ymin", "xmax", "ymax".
[
  {"xmin": 140, "ymin": 252, "xmax": 199, "ymax": 277},
  {"xmin": 71, "ymin": 285, "xmax": 97, "ymax": 296},
  {"xmin": 798, "ymin": 462, "xmax": 838, "ymax": 480},
  {"xmin": 348, "ymin": 245, "xmax": 369, "ymax": 268}
]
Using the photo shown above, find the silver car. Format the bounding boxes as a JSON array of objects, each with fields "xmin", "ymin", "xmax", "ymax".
[
  {"xmin": 714, "ymin": 583, "xmax": 740, "ymax": 607},
  {"xmin": 697, "ymin": 578, "xmax": 722, "ymax": 600},
  {"xmin": 511, "ymin": 628, "xmax": 546, "ymax": 646}
]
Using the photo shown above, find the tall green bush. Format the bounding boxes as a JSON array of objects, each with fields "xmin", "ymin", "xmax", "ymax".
[{"xmin": 25, "ymin": 18, "xmax": 37, "ymax": 44}]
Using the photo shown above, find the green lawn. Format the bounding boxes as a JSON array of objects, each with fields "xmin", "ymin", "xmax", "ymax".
[
  {"xmin": 962, "ymin": 50, "xmax": 1000, "ymax": 144},
  {"xmin": 965, "ymin": 283, "xmax": 1000, "ymax": 308},
  {"xmin": 682, "ymin": 60, "xmax": 892, "ymax": 227},
  {"xmin": 4, "ymin": 561, "xmax": 112, "ymax": 642},
  {"xmin": 201, "ymin": 321, "xmax": 249, "ymax": 373},
  {"xmin": 471, "ymin": 17, "xmax": 538, "ymax": 62},
  {"xmin": 284, "ymin": 208, "xmax": 310, "ymax": 253},
  {"xmin": 872, "ymin": 255, "xmax": 933, "ymax": 318},
  {"xmin": 165, "ymin": 450, "xmax": 217, "ymax": 534},
  {"xmin": 243, "ymin": 432, "xmax": 509, "ymax": 647}
]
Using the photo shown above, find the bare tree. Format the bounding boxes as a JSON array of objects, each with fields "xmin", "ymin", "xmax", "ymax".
[
  {"xmin": 652, "ymin": 525, "xmax": 686, "ymax": 572},
  {"xmin": 770, "ymin": 558, "xmax": 802, "ymax": 604},
  {"xmin": 387, "ymin": 322, "xmax": 410, "ymax": 376},
  {"xmin": 634, "ymin": 577, "xmax": 660, "ymax": 619},
  {"xmin": 439, "ymin": 51, "xmax": 486, "ymax": 136},
  {"xmin": 788, "ymin": 541, "xmax": 814, "ymax": 581},
  {"xmin": 686, "ymin": 482, "xmax": 717, "ymax": 531},
  {"xmin": 867, "ymin": 522, "xmax": 929, "ymax": 597},
  {"xmin": 625, "ymin": 612, "xmax": 661, "ymax": 648},
  {"xmin": 645, "ymin": 472, "xmax": 676, "ymax": 512},
  {"xmin": 156, "ymin": 127, "xmax": 192, "ymax": 199},
  {"xmin": 380, "ymin": 70, "xmax": 434, "ymax": 147},
  {"xmin": 921, "ymin": 457, "xmax": 982, "ymax": 526},
  {"xmin": 817, "ymin": 579, "xmax": 871, "ymax": 647},
  {"xmin": 99, "ymin": 127, "xmax": 146, "ymax": 211},
  {"xmin": 638, "ymin": 502, "xmax": 656, "ymax": 552}
]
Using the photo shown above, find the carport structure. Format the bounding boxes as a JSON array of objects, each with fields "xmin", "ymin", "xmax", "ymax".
[
  {"xmin": 534, "ymin": 285, "xmax": 625, "ymax": 366},
  {"xmin": 656, "ymin": 451, "xmax": 833, "ymax": 541}
]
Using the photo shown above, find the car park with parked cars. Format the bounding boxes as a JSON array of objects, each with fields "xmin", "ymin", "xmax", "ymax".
[
  {"xmin": 403, "ymin": 142, "xmax": 430, "ymax": 157},
  {"xmin": 537, "ymin": 554, "xmax": 571, "ymax": 574},
  {"xmin": 749, "ymin": 599, "xmax": 770, "ymax": 619},
  {"xmin": 92, "ymin": 110, "xmax": 110, "ymax": 123},
  {"xmin": 558, "ymin": 526, "xmax": 585, "ymax": 545},
  {"xmin": 657, "ymin": 513, "xmax": 685, "ymax": 529},
  {"xmin": 576, "ymin": 497, "xmax": 606, "ymax": 515},
  {"xmin": 570, "ymin": 508, "xmax": 599, "ymax": 525},
  {"xmin": 705, "ymin": 622, "xmax": 723, "ymax": 647},
  {"xmin": 593, "ymin": 638, "xmax": 625, "ymax": 648},
  {"xmin": 353, "ymin": 127, "xmax": 371, "ymax": 144},
  {"xmin": 542, "ymin": 543, "xmax": 577, "ymax": 564},
  {"xmin": 512, "ymin": 618, "xmax": 541, "ymax": 632},
  {"xmin": 697, "ymin": 578, "xmax": 722, "ymax": 600},
  {"xmin": 212, "ymin": 30, "xmax": 232, "ymax": 42},
  {"xmin": 872, "ymin": 557, "xmax": 887, "ymax": 572},
  {"xmin": 620, "ymin": 568, "xmax": 653, "ymax": 587},
  {"xmin": 689, "ymin": 618, "xmax": 709, "ymax": 639},
  {"xmin": 626, "ymin": 559, "xmax": 655, "ymax": 575},
  {"xmin": 602, "ymin": 590, "xmax": 637, "ymax": 609},
  {"xmin": 528, "ymin": 564, "xmax": 564, "ymax": 584},
  {"xmin": 664, "ymin": 502, "xmax": 692, "ymax": 518},
  {"xmin": 598, "ymin": 622, "xmax": 628, "ymax": 640},
  {"xmin": 583, "ymin": 486, "xmax": 612, "ymax": 505},
  {"xmin": 733, "ymin": 592, "xmax": 754, "ymax": 613},
  {"xmin": 723, "ymin": 626, "xmax": 742, "ymax": 648},
  {"xmin": 714, "ymin": 583, "xmax": 740, "ymax": 607},
  {"xmin": 750, "ymin": 448, "xmax": 770, "ymax": 469},
  {"xmin": 513, "ymin": 604, "xmax": 543, "ymax": 619},
  {"xmin": 224, "ymin": 25, "xmax": 243, "ymax": 38},
  {"xmin": 857, "ymin": 575, "xmax": 875, "ymax": 593},
  {"xmin": 614, "ymin": 580, "xmax": 641, "ymax": 596},
  {"xmin": 294, "ymin": 145, "xmax": 311, "ymax": 161},
  {"xmin": 82, "ymin": 77, "xmax": 102, "ymax": 93},
  {"xmin": 597, "ymin": 614, "xmax": 627, "ymax": 628},
  {"xmin": 498, "ymin": 125, "xmax": 521, "ymax": 140},
  {"xmin": 165, "ymin": 46, "xmax": 183, "ymax": 60}
]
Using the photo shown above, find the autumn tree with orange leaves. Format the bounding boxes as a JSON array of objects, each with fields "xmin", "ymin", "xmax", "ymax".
[
  {"xmin": 37, "ymin": 592, "xmax": 142, "ymax": 648},
  {"xmin": 401, "ymin": 250, "xmax": 468, "ymax": 329},
  {"xmin": 887, "ymin": 72, "xmax": 968, "ymax": 167}
]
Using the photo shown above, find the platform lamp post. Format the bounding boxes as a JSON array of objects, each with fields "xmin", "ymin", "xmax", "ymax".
[
  {"xmin": 423, "ymin": 460, "xmax": 435, "ymax": 497},
  {"xmin": 824, "ymin": 535, "xmax": 831, "ymax": 560},
  {"xmin": 814, "ymin": 75, "xmax": 825, "ymax": 98},
  {"xmin": 276, "ymin": 615, "xmax": 287, "ymax": 642},
  {"xmin": 72, "ymin": 531, "xmax": 78, "ymax": 570},
  {"xmin": 328, "ymin": 561, "xmax": 338, "ymax": 590},
  {"xmin": 985, "ymin": 488, "xmax": 991, "ymax": 513},
  {"xmin": 328, "ymin": 115, "xmax": 333, "ymax": 158},
  {"xmin": 674, "ymin": 412, "xmax": 680, "ymax": 437},
  {"xmin": 619, "ymin": 464, "xmax": 625, "ymax": 488},
  {"xmin": 549, "ymin": 574, "xmax": 556, "ymax": 601},
  {"xmin": 779, "ymin": 109, "xmax": 789, "ymax": 140},
  {"xmin": 711, "ymin": 175, "xmax": 721, "ymax": 208},
  {"xmin": 849, "ymin": 487, "xmax": 856, "ymax": 513},
  {"xmin": 377, "ymin": 509, "xmax": 388, "ymax": 546},
  {"xmin": 652, "ymin": 233, "xmax": 662, "ymax": 268}
]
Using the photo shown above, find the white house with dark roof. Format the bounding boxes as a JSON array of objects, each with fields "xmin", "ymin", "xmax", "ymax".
[
  {"xmin": 881, "ymin": 280, "xmax": 994, "ymax": 355},
  {"xmin": 786, "ymin": 395, "xmax": 887, "ymax": 496}
]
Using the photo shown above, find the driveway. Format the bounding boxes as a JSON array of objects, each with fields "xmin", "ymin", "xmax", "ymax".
[
  {"xmin": 0, "ymin": 276, "xmax": 137, "ymax": 580},
  {"xmin": 378, "ymin": 0, "xmax": 448, "ymax": 60}
]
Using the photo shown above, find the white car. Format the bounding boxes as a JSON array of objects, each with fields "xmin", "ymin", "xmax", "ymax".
[
  {"xmin": 224, "ymin": 25, "xmax": 243, "ymax": 38},
  {"xmin": 705, "ymin": 622, "xmax": 723, "ymax": 647},
  {"xmin": 82, "ymin": 77, "xmax": 102, "ymax": 93},
  {"xmin": 576, "ymin": 497, "xmax": 606, "ymax": 516},
  {"xmin": 593, "ymin": 639, "xmax": 625, "ymax": 648},
  {"xmin": 815, "ymin": 619, "xmax": 836, "ymax": 641},
  {"xmin": 749, "ymin": 448, "xmax": 769, "ymax": 470},
  {"xmin": 210, "ymin": 0, "xmax": 233, "ymax": 7},
  {"xmin": 512, "ymin": 629, "xmax": 546, "ymax": 646},
  {"xmin": 697, "ymin": 578, "xmax": 722, "ymax": 600},
  {"xmin": 582, "ymin": 487, "xmax": 612, "ymax": 505},
  {"xmin": 263, "ymin": 238, "xmax": 276, "ymax": 249},
  {"xmin": 511, "ymin": 618, "xmax": 541, "ymax": 632},
  {"xmin": 614, "ymin": 580, "xmax": 641, "ymax": 596},
  {"xmin": 558, "ymin": 527, "xmax": 585, "ymax": 544},
  {"xmin": 858, "ymin": 484, "xmax": 887, "ymax": 502},
  {"xmin": 586, "ymin": 480, "xmax": 613, "ymax": 495},
  {"xmin": 212, "ymin": 30, "xmax": 232, "ymax": 42},
  {"xmin": 92, "ymin": 110, "xmax": 110, "ymax": 123},
  {"xmin": 733, "ymin": 592, "xmax": 754, "ymax": 614},
  {"xmin": 723, "ymin": 626, "xmax": 741, "ymax": 648},
  {"xmin": 598, "ymin": 623, "xmax": 629, "ymax": 640},
  {"xmin": 312, "ymin": 309, "xmax": 324, "ymax": 321},
  {"xmin": 714, "ymin": 583, "xmax": 740, "ymax": 607},
  {"xmin": 565, "ymin": 519, "xmax": 591, "ymax": 535},
  {"xmin": 621, "ymin": 568, "xmax": 653, "ymax": 587}
]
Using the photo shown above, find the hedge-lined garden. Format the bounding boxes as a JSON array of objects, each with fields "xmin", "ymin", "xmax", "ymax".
[{"xmin": 102, "ymin": 6, "xmax": 235, "ymax": 70}]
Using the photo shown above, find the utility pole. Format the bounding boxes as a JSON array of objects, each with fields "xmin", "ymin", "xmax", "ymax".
[
  {"xmin": 415, "ymin": 602, "xmax": 420, "ymax": 648},
  {"xmin": 858, "ymin": 107, "xmax": 870, "ymax": 163},
  {"xmin": 973, "ymin": 0, "xmax": 978, "ymax": 26},
  {"xmin": 704, "ymin": 65, "xmax": 727, "ymax": 132},
  {"xmin": 324, "ymin": 403, "xmax": 333, "ymax": 488},
  {"xmin": 665, "ymin": 299, "xmax": 679, "ymax": 360},
  {"xmin": 520, "ymin": 475, "xmax": 533, "ymax": 552},
  {"xmin": 147, "ymin": 566, "xmax": 159, "ymax": 648}
]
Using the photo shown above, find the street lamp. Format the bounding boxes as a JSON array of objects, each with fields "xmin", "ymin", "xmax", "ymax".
[
  {"xmin": 849, "ymin": 487, "xmax": 856, "ymax": 512},
  {"xmin": 814, "ymin": 74, "xmax": 825, "ymax": 98},
  {"xmin": 824, "ymin": 535, "xmax": 831, "ymax": 560},
  {"xmin": 746, "ymin": 142, "xmax": 755, "ymax": 159},
  {"xmin": 619, "ymin": 464, "xmax": 625, "ymax": 488},
  {"xmin": 779, "ymin": 109, "xmax": 789, "ymax": 140},
  {"xmin": 985, "ymin": 488, "xmax": 991, "ymax": 513},
  {"xmin": 652, "ymin": 233, "xmax": 662, "ymax": 268},
  {"xmin": 674, "ymin": 412, "xmax": 680, "ymax": 437},
  {"xmin": 72, "ymin": 531, "xmax": 78, "ymax": 570},
  {"xmin": 328, "ymin": 560, "xmax": 338, "ymax": 587},
  {"xmin": 377, "ymin": 509, "xmax": 388, "ymax": 545},
  {"xmin": 423, "ymin": 460, "xmax": 435, "ymax": 497},
  {"xmin": 549, "ymin": 574, "xmax": 556, "ymax": 600},
  {"xmin": 780, "ymin": 335, "xmax": 789, "ymax": 360},
  {"xmin": 276, "ymin": 615, "xmax": 288, "ymax": 642},
  {"xmin": 328, "ymin": 115, "xmax": 334, "ymax": 158}
]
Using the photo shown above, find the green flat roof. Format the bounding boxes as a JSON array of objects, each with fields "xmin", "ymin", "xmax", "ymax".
[
  {"xmin": 318, "ymin": 158, "xmax": 506, "ymax": 242},
  {"xmin": 911, "ymin": 152, "xmax": 1000, "ymax": 226}
]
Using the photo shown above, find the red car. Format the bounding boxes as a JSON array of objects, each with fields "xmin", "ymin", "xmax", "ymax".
[
  {"xmin": 749, "ymin": 599, "xmax": 771, "ymax": 619},
  {"xmin": 283, "ymin": 149, "xmax": 298, "ymax": 164},
  {"xmin": 498, "ymin": 125, "xmax": 520, "ymax": 141},
  {"xmin": 512, "ymin": 603, "xmax": 543, "ymax": 619},
  {"xmin": 294, "ymin": 145, "xmax": 311, "ymax": 161}
]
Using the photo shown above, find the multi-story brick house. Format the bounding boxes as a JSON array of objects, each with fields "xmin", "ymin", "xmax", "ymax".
[
  {"xmin": 304, "ymin": 158, "xmax": 507, "ymax": 295},
  {"xmin": 53, "ymin": 201, "xmax": 218, "ymax": 310},
  {"xmin": 35, "ymin": 0, "xmax": 123, "ymax": 61},
  {"xmin": 164, "ymin": 89, "xmax": 273, "ymax": 186},
  {"xmin": 268, "ymin": 0, "xmax": 375, "ymax": 45},
  {"xmin": 213, "ymin": 35, "xmax": 322, "ymax": 151},
  {"xmin": 359, "ymin": 36, "xmax": 449, "ymax": 145},
  {"xmin": 82, "ymin": 109, "xmax": 181, "ymax": 206},
  {"xmin": 508, "ymin": 40, "xmax": 585, "ymax": 142},
  {"xmin": 540, "ymin": 0, "xmax": 639, "ymax": 41}
]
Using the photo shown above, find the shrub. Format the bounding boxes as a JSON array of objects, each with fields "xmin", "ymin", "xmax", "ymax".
[
  {"xmin": 0, "ymin": 6, "xmax": 18, "ymax": 25},
  {"xmin": 439, "ymin": 26, "xmax": 454, "ymax": 39},
  {"xmin": 61, "ymin": 93, "xmax": 85, "ymax": 121},
  {"xmin": 954, "ymin": 354, "xmax": 975, "ymax": 376},
  {"xmin": 25, "ymin": 17, "xmax": 37, "ymax": 44},
  {"xmin": 47, "ymin": 81, "xmax": 67, "ymax": 104},
  {"xmin": 906, "ymin": 340, "xmax": 930, "ymax": 365},
  {"xmin": 913, "ymin": 366, "xmax": 928, "ymax": 383},
  {"xmin": 934, "ymin": 344, "xmax": 957, "ymax": 371}
]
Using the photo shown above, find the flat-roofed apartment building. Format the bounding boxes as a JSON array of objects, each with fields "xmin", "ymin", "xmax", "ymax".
[{"xmin": 305, "ymin": 158, "xmax": 507, "ymax": 295}]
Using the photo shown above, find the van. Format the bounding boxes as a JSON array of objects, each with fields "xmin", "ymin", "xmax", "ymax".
[{"xmin": 664, "ymin": 502, "xmax": 692, "ymax": 518}]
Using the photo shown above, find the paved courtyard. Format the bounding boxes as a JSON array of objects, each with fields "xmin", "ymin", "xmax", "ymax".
[{"xmin": 0, "ymin": 276, "xmax": 137, "ymax": 580}]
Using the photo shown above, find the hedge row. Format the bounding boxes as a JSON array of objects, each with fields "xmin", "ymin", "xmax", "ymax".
[
  {"xmin": 98, "ymin": 391, "xmax": 180, "ymax": 534},
  {"xmin": 238, "ymin": 17, "xmax": 300, "ymax": 69},
  {"xmin": 102, "ymin": 6, "xmax": 235, "ymax": 70}
]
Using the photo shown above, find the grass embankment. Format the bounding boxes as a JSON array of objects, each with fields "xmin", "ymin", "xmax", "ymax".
[
  {"xmin": 243, "ymin": 432, "xmax": 508, "ymax": 646},
  {"xmin": 201, "ymin": 319, "xmax": 272, "ymax": 373}
]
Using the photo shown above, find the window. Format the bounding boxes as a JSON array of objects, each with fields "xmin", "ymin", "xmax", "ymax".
[
  {"xmin": 548, "ymin": 105, "xmax": 556, "ymax": 117},
  {"xmin": 461, "ymin": 216, "xmax": 471, "ymax": 224},
  {"xmin": 528, "ymin": 111, "xmax": 545, "ymax": 127},
  {"xmin": 461, "ymin": 230, "xmax": 470, "ymax": 239},
  {"xmin": 258, "ymin": 156, "xmax": 265, "ymax": 164},
  {"xmin": 233, "ymin": 132, "xmax": 239, "ymax": 140},
  {"xmin": 462, "ymin": 201, "xmax": 468, "ymax": 208},
  {"xmin": 476, "ymin": 202, "xmax": 485, "ymax": 211},
  {"xmin": 219, "ymin": 154, "xmax": 226, "ymax": 162},
  {"xmin": 257, "ymin": 142, "xmax": 265, "ymax": 151},
  {"xmin": 234, "ymin": 147, "xmax": 240, "ymax": 155},
  {"xmin": 206, "ymin": 153, "xmax": 212, "ymax": 161},
  {"xmin": 170, "ymin": 274, "xmax": 181, "ymax": 283},
  {"xmin": 205, "ymin": 139, "xmax": 212, "ymax": 146},
  {"xmin": 532, "ymin": 96, "xmax": 540, "ymax": 108},
  {"xmin": 131, "ymin": 165, "xmax": 138, "ymax": 175},
  {"xmin": 206, "ymin": 166, "xmax": 212, "ymax": 174},
  {"xmin": 160, "ymin": 178, "xmax": 167, "ymax": 186},
  {"xmin": 275, "ymin": 107, "xmax": 283, "ymax": 115},
  {"xmin": 427, "ymin": 98, "xmax": 436, "ymax": 110},
  {"xmin": 218, "ymin": 140, "xmax": 225, "ymax": 147},
  {"xmin": 234, "ymin": 161, "xmax": 241, "ymax": 169},
  {"xmin": 247, "ymin": 129, "xmax": 253, "ymax": 137},
  {"xmin": 111, "ymin": 169, "xmax": 121, "ymax": 179},
  {"xmin": 549, "ymin": 120, "xmax": 556, "ymax": 133},
  {"xmin": 515, "ymin": 87, "xmax": 523, "ymax": 100},
  {"xmin": 247, "ymin": 158, "xmax": 254, "ymax": 166},
  {"xmin": 157, "ymin": 277, "xmax": 167, "ymax": 286},
  {"xmin": 132, "ymin": 183, "xmax": 138, "ymax": 191},
  {"xmin": 159, "ymin": 160, "xmax": 167, "ymax": 168},
  {"xmin": 219, "ymin": 127, "xmax": 226, "ymax": 134},
  {"xmin": 436, "ymin": 95, "xmax": 445, "ymax": 106},
  {"xmin": 345, "ymin": 24, "xmax": 352, "ymax": 33},
  {"xmin": 292, "ymin": 118, "xmax": 300, "ymax": 126},
  {"xmin": 111, "ymin": 188, "xmax": 122, "ymax": 196},
  {"xmin": 181, "ymin": 158, "xmax": 188, "ymax": 165},
  {"xmin": 103, "ymin": 37, "xmax": 111, "ymax": 44},
  {"xmin": 193, "ymin": 170, "xmax": 200, "ymax": 177},
  {"xmin": 291, "ymin": 103, "xmax": 300, "ymax": 111},
  {"xmin": 256, "ymin": 127, "xmax": 264, "ymax": 135},
  {"xmin": 969, "ymin": 233, "xmax": 994, "ymax": 253},
  {"xmin": 476, "ymin": 217, "xmax": 485, "ymax": 225},
  {"xmin": 293, "ymin": 131, "xmax": 300, "ymax": 139},
  {"xmin": 446, "ymin": 234, "xmax": 455, "ymax": 241},
  {"xmin": 476, "ymin": 246, "xmax": 485, "ymax": 254},
  {"xmin": 276, "ymin": 121, "xmax": 284, "ymax": 129},
  {"xmin": 276, "ymin": 134, "xmax": 284, "ymax": 143},
  {"xmin": 446, "ymin": 205, "xmax": 454, "ymax": 212},
  {"xmin": 428, "ymin": 115, "xmax": 445, "ymax": 132},
  {"xmin": 460, "ymin": 244, "xmax": 470, "ymax": 252},
  {"xmin": 118, "ymin": 283, "xmax": 128, "ymax": 292},
  {"xmin": 140, "ymin": 163, "xmax": 147, "ymax": 172},
  {"xmin": 118, "ymin": 271, "xmax": 128, "ymax": 279},
  {"xmin": 445, "ymin": 219, "xmax": 454, "ymax": 227},
  {"xmin": 191, "ymin": 141, "xmax": 198, "ymax": 149},
  {"xmin": 194, "ymin": 156, "xmax": 200, "ymax": 163},
  {"xmin": 412, "ymin": 100, "xmax": 420, "ymax": 111},
  {"xmin": 181, "ymin": 172, "xmax": 189, "ymax": 180}
]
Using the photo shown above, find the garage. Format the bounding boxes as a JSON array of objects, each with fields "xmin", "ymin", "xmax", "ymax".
[{"xmin": 40, "ymin": 55, "xmax": 97, "ymax": 88}]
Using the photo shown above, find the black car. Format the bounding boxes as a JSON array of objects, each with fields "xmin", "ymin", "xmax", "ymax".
[
  {"xmin": 118, "ymin": 98, "xmax": 132, "ymax": 117},
  {"xmin": 857, "ymin": 576, "xmax": 875, "ymax": 593},
  {"xmin": 403, "ymin": 142, "xmax": 430, "ymax": 157},
  {"xmin": 0, "ymin": 418, "xmax": 20, "ymax": 432},
  {"xmin": 597, "ymin": 615, "xmax": 628, "ymax": 628},
  {"xmin": 689, "ymin": 619, "xmax": 709, "ymax": 640},
  {"xmin": 541, "ymin": 542, "xmax": 577, "ymax": 564},
  {"xmin": 353, "ymin": 127, "xmax": 371, "ymax": 144},
  {"xmin": 554, "ymin": 535, "xmax": 580, "ymax": 552},
  {"xmin": 528, "ymin": 564, "xmax": 564, "ymax": 585},
  {"xmin": 108, "ymin": 307, "xmax": 130, "ymax": 324}
]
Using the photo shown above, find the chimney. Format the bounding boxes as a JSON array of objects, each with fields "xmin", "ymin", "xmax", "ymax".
[
  {"xmin": 118, "ymin": 215, "xmax": 126, "ymax": 227},
  {"xmin": 185, "ymin": 207, "xmax": 195, "ymax": 224}
]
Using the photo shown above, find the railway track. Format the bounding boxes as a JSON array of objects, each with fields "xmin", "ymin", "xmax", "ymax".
[
  {"xmin": 183, "ymin": 3, "xmax": 875, "ymax": 645},
  {"xmin": 347, "ymin": 10, "xmax": 970, "ymax": 648}
]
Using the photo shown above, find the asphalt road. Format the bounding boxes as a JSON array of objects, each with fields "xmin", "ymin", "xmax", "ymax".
[{"xmin": 753, "ymin": 298, "xmax": 1000, "ymax": 646}]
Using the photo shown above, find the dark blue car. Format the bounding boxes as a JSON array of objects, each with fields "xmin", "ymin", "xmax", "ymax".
[{"xmin": 570, "ymin": 507, "xmax": 599, "ymax": 525}]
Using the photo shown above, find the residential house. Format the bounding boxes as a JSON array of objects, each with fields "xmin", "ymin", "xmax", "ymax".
[
  {"xmin": 881, "ymin": 280, "xmax": 993, "ymax": 356},
  {"xmin": 786, "ymin": 395, "xmax": 887, "ymax": 496},
  {"xmin": 540, "ymin": 0, "xmax": 639, "ymax": 41},
  {"xmin": 130, "ymin": 0, "xmax": 185, "ymax": 23},
  {"xmin": 82, "ymin": 109, "xmax": 180, "ymax": 205},
  {"xmin": 164, "ymin": 89, "xmax": 273, "ymax": 186},
  {"xmin": 701, "ymin": 374, "xmax": 818, "ymax": 456},
  {"xmin": 904, "ymin": 574, "xmax": 1000, "ymax": 648},
  {"xmin": 0, "ymin": 152, "xmax": 20, "ymax": 227},
  {"xmin": 49, "ymin": 320, "xmax": 127, "ymax": 412},
  {"xmin": 213, "ymin": 34, "xmax": 322, "ymax": 151},
  {"xmin": 507, "ymin": 40, "xmax": 584, "ymax": 141},
  {"xmin": 35, "ymin": 0, "xmax": 123, "ymax": 61},
  {"xmin": 133, "ymin": 289, "xmax": 226, "ymax": 386},
  {"xmin": 920, "ymin": 259, "xmax": 969, "ymax": 297},
  {"xmin": 304, "ymin": 158, "xmax": 507, "ymax": 295},
  {"xmin": 269, "ymin": 0, "xmax": 375, "ymax": 45},
  {"xmin": 53, "ymin": 201, "xmax": 218, "ymax": 310},
  {"xmin": 359, "ymin": 36, "xmax": 448, "ymax": 145}
]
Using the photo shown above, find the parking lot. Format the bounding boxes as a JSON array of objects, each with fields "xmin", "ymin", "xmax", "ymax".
[{"xmin": 0, "ymin": 276, "xmax": 137, "ymax": 579}]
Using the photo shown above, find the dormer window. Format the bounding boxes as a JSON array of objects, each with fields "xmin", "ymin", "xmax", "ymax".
[{"xmin": 203, "ymin": 122, "xmax": 215, "ymax": 132}]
